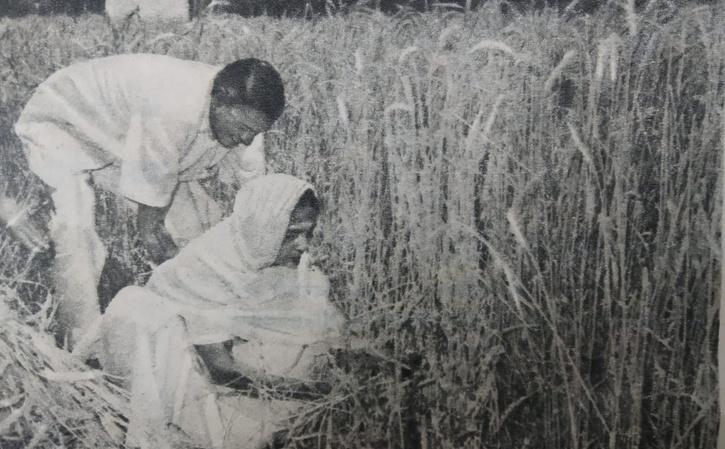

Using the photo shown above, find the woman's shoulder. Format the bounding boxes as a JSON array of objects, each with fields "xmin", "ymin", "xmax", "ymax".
[{"xmin": 247, "ymin": 264, "xmax": 329, "ymax": 301}]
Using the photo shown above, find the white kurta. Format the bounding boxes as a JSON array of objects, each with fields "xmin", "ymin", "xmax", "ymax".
[
  {"xmin": 15, "ymin": 53, "xmax": 265, "ymax": 208},
  {"xmin": 14, "ymin": 54, "xmax": 266, "ymax": 346}
]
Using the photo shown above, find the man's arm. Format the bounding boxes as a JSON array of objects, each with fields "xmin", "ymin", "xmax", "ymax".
[
  {"xmin": 137, "ymin": 203, "xmax": 178, "ymax": 265},
  {"xmin": 118, "ymin": 113, "xmax": 182, "ymax": 266}
]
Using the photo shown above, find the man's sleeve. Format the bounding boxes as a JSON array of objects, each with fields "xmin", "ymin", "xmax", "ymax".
[
  {"xmin": 218, "ymin": 133, "xmax": 266, "ymax": 186},
  {"xmin": 118, "ymin": 114, "xmax": 180, "ymax": 208}
]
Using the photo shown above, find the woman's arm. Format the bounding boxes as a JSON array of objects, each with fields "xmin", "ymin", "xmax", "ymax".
[
  {"xmin": 195, "ymin": 341, "xmax": 331, "ymax": 400},
  {"xmin": 195, "ymin": 341, "xmax": 252, "ymax": 389}
]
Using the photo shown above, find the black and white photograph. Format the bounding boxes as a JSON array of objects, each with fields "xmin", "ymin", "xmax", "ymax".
[{"xmin": 0, "ymin": 0, "xmax": 723, "ymax": 448}]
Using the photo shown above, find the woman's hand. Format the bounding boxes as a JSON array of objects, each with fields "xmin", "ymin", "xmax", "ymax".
[
  {"xmin": 195, "ymin": 341, "xmax": 331, "ymax": 400},
  {"xmin": 196, "ymin": 341, "xmax": 254, "ymax": 389}
]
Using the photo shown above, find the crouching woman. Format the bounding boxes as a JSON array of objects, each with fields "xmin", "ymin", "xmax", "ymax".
[{"xmin": 87, "ymin": 174, "xmax": 345, "ymax": 449}]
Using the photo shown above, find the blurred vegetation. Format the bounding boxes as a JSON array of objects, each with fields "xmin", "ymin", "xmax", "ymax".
[{"xmin": 5, "ymin": 0, "xmax": 720, "ymax": 18}]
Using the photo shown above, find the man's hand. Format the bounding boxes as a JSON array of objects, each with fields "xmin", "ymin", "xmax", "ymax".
[
  {"xmin": 137, "ymin": 203, "xmax": 178, "ymax": 265},
  {"xmin": 140, "ymin": 228, "xmax": 178, "ymax": 266}
]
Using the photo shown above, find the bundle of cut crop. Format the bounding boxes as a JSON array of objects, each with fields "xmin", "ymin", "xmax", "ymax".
[{"xmin": 0, "ymin": 295, "xmax": 128, "ymax": 449}]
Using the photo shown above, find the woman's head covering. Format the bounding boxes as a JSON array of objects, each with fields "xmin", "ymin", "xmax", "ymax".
[
  {"xmin": 147, "ymin": 174, "xmax": 316, "ymax": 308},
  {"xmin": 231, "ymin": 173, "xmax": 315, "ymax": 270}
]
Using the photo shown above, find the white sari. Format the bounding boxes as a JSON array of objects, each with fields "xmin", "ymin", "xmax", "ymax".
[{"xmin": 90, "ymin": 174, "xmax": 345, "ymax": 449}]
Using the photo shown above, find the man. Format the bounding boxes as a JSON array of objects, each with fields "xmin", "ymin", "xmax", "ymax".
[{"xmin": 14, "ymin": 53, "xmax": 285, "ymax": 349}]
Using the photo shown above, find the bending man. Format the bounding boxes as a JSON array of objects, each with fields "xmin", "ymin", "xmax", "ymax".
[{"xmin": 14, "ymin": 54, "xmax": 285, "ymax": 348}]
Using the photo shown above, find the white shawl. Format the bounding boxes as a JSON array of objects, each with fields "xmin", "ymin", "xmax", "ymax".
[
  {"xmin": 144, "ymin": 173, "xmax": 343, "ymax": 347},
  {"xmin": 94, "ymin": 174, "xmax": 344, "ymax": 449}
]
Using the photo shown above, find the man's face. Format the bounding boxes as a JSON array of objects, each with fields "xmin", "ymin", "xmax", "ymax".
[
  {"xmin": 210, "ymin": 102, "xmax": 273, "ymax": 148},
  {"xmin": 273, "ymin": 202, "xmax": 318, "ymax": 268}
]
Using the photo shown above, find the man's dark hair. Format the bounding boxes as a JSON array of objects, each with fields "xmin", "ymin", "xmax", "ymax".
[{"xmin": 212, "ymin": 58, "xmax": 285, "ymax": 122}]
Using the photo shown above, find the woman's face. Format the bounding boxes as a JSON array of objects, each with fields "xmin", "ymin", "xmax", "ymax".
[{"xmin": 273, "ymin": 201, "xmax": 318, "ymax": 268}]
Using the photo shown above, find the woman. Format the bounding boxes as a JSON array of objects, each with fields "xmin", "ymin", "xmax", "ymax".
[{"xmin": 87, "ymin": 174, "xmax": 345, "ymax": 449}]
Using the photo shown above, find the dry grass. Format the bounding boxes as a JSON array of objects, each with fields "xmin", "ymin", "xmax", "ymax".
[
  {"xmin": 0, "ymin": 1, "xmax": 724, "ymax": 448},
  {"xmin": 0, "ymin": 294, "xmax": 127, "ymax": 448}
]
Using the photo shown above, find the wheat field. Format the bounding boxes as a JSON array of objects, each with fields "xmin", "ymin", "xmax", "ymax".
[{"xmin": 0, "ymin": 2, "xmax": 724, "ymax": 448}]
